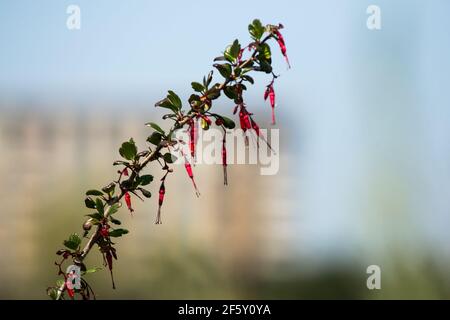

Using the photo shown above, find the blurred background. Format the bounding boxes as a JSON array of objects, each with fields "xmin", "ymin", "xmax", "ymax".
[{"xmin": 1, "ymin": 0, "xmax": 450, "ymax": 299}]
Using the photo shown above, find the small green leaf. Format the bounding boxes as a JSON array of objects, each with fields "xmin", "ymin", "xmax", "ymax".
[
  {"xmin": 86, "ymin": 189, "xmax": 103, "ymax": 196},
  {"xmin": 223, "ymin": 86, "xmax": 237, "ymax": 100},
  {"xmin": 119, "ymin": 139, "xmax": 137, "ymax": 161},
  {"xmin": 86, "ymin": 212, "xmax": 103, "ymax": 220},
  {"xmin": 249, "ymin": 19, "xmax": 265, "ymax": 40},
  {"xmin": 224, "ymin": 39, "xmax": 241, "ymax": 62},
  {"xmin": 84, "ymin": 197, "xmax": 96, "ymax": 209},
  {"xmin": 56, "ymin": 279, "xmax": 65, "ymax": 287},
  {"xmin": 163, "ymin": 153, "xmax": 177, "ymax": 164},
  {"xmin": 145, "ymin": 122, "xmax": 165, "ymax": 134},
  {"xmin": 63, "ymin": 233, "xmax": 82, "ymax": 250},
  {"xmin": 213, "ymin": 63, "xmax": 232, "ymax": 79},
  {"xmin": 108, "ymin": 203, "xmax": 120, "ymax": 215},
  {"xmin": 95, "ymin": 198, "xmax": 104, "ymax": 215},
  {"xmin": 191, "ymin": 82, "xmax": 204, "ymax": 92},
  {"xmin": 139, "ymin": 188, "xmax": 152, "ymax": 198},
  {"xmin": 139, "ymin": 174, "xmax": 154, "ymax": 186},
  {"xmin": 109, "ymin": 229, "xmax": 129, "ymax": 238},
  {"xmin": 220, "ymin": 116, "xmax": 236, "ymax": 129},
  {"xmin": 167, "ymin": 90, "xmax": 182, "ymax": 110},
  {"xmin": 48, "ymin": 288, "xmax": 58, "ymax": 300},
  {"xmin": 258, "ymin": 43, "xmax": 272, "ymax": 61},
  {"xmin": 102, "ymin": 183, "xmax": 115, "ymax": 195},
  {"xmin": 242, "ymin": 75, "xmax": 254, "ymax": 84},
  {"xmin": 83, "ymin": 267, "xmax": 102, "ymax": 275},
  {"xmin": 155, "ymin": 97, "xmax": 178, "ymax": 113},
  {"xmin": 147, "ymin": 131, "xmax": 162, "ymax": 145},
  {"xmin": 110, "ymin": 217, "xmax": 121, "ymax": 225}
]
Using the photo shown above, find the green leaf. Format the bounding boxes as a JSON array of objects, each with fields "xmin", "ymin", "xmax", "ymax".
[
  {"xmin": 63, "ymin": 233, "xmax": 82, "ymax": 250},
  {"xmin": 167, "ymin": 90, "xmax": 182, "ymax": 110},
  {"xmin": 147, "ymin": 131, "xmax": 162, "ymax": 145},
  {"xmin": 139, "ymin": 188, "xmax": 152, "ymax": 198},
  {"xmin": 191, "ymin": 82, "xmax": 204, "ymax": 92},
  {"xmin": 163, "ymin": 153, "xmax": 177, "ymax": 164},
  {"xmin": 145, "ymin": 122, "xmax": 165, "ymax": 135},
  {"xmin": 206, "ymin": 87, "xmax": 221, "ymax": 100},
  {"xmin": 155, "ymin": 97, "xmax": 178, "ymax": 113},
  {"xmin": 83, "ymin": 267, "xmax": 102, "ymax": 275},
  {"xmin": 102, "ymin": 183, "xmax": 115, "ymax": 195},
  {"xmin": 108, "ymin": 203, "xmax": 120, "ymax": 215},
  {"xmin": 86, "ymin": 212, "xmax": 103, "ymax": 220},
  {"xmin": 224, "ymin": 39, "xmax": 241, "ymax": 62},
  {"xmin": 205, "ymin": 71, "xmax": 213, "ymax": 88},
  {"xmin": 56, "ymin": 279, "xmax": 65, "ymax": 287},
  {"xmin": 258, "ymin": 43, "xmax": 272, "ymax": 61},
  {"xmin": 258, "ymin": 59, "xmax": 272, "ymax": 74},
  {"xmin": 110, "ymin": 217, "xmax": 121, "ymax": 225},
  {"xmin": 95, "ymin": 198, "xmax": 104, "ymax": 215},
  {"xmin": 86, "ymin": 189, "xmax": 103, "ymax": 196},
  {"xmin": 213, "ymin": 63, "xmax": 232, "ymax": 78},
  {"xmin": 48, "ymin": 288, "xmax": 58, "ymax": 300},
  {"xmin": 119, "ymin": 139, "xmax": 137, "ymax": 161},
  {"xmin": 84, "ymin": 197, "xmax": 96, "ymax": 209},
  {"xmin": 139, "ymin": 174, "xmax": 154, "ymax": 186},
  {"xmin": 223, "ymin": 86, "xmax": 237, "ymax": 100},
  {"xmin": 249, "ymin": 19, "xmax": 265, "ymax": 40},
  {"xmin": 109, "ymin": 229, "xmax": 129, "ymax": 238},
  {"xmin": 220, "ymin": 116, "xmax": 236, "ymax": 129},
  {"xmin": 242, "ymin": 75, "xmax": 254, "ymax": 84}
]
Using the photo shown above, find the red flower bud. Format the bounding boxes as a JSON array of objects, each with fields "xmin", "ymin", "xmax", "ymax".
[
  {"xmin": 124, "ymin": 191, "xmax": 133, "ymax": 213},
  {"xmin": 156, "ymin": 181, "xmax": 165, "ymax": 224},
  {"xmin": 215, "ymin": 118, "xmax": 224, "ymax": 126},
  {"xmin": 122, "ymin": 168, "xmax": 129, "ymax": 176},
  {"xmin": 184, "ymin": 157, "xmax": 200, "ymax": 197},
  {"xmin": 265, "ymin": 84, "xmax": 276, "ymax": 125}
]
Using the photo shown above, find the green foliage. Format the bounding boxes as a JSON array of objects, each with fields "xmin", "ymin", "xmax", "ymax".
[
  {"xmin": 109, "ymin": 229, "xmax": 129, "ymax": 238},
  {"xmin": 145, "ymin": 122, "xmax": 165, "ymax": 135},
  {"xmin": 248, "ymin": 19, "xmax": 265, "ymax": 40},
  {"xmin": 119, "ymin": 138, "xmax": 138, "ymax": 161},
  {"xmin": 63, "ymin": 233, "xmax": 82, "ymax": 250}
]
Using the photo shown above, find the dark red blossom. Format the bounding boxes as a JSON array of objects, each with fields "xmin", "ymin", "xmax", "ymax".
[
  {"xmin": 124, "ymin": 192, "xmax": 133, "ymax": 213},
  {"xmin": 275, "ymin": 30, "xmax": 290, "ymax": 68},
  {"xmin": 156, "ymin": 181, "xmax": 165, "ymax": 225},
  {"xmin": 264, "ymin": 84, "xmax": 276, "ymax": 125}
]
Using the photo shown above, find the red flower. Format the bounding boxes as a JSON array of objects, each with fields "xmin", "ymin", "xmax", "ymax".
[
  {"xmin": 264, "ymin": 84, "xmax": 276, "ymax": 125},
  {"xmin": 122, "ymin": 168, "xmax": 129, "ymax": 176},
  {"xmin": 182, "ymin": 151, "xmax": 200, "ymax": 197},
  {"xmin": 275, "ymin": 30, "xmax": 290, "ymax": 68},
  {"xmin": 156, "ymin": 181, "xmax": 165, "ymax": 224},
  {"xmin": 124, "ymin": 192, "xmax": 133, "ymax": 213}
]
